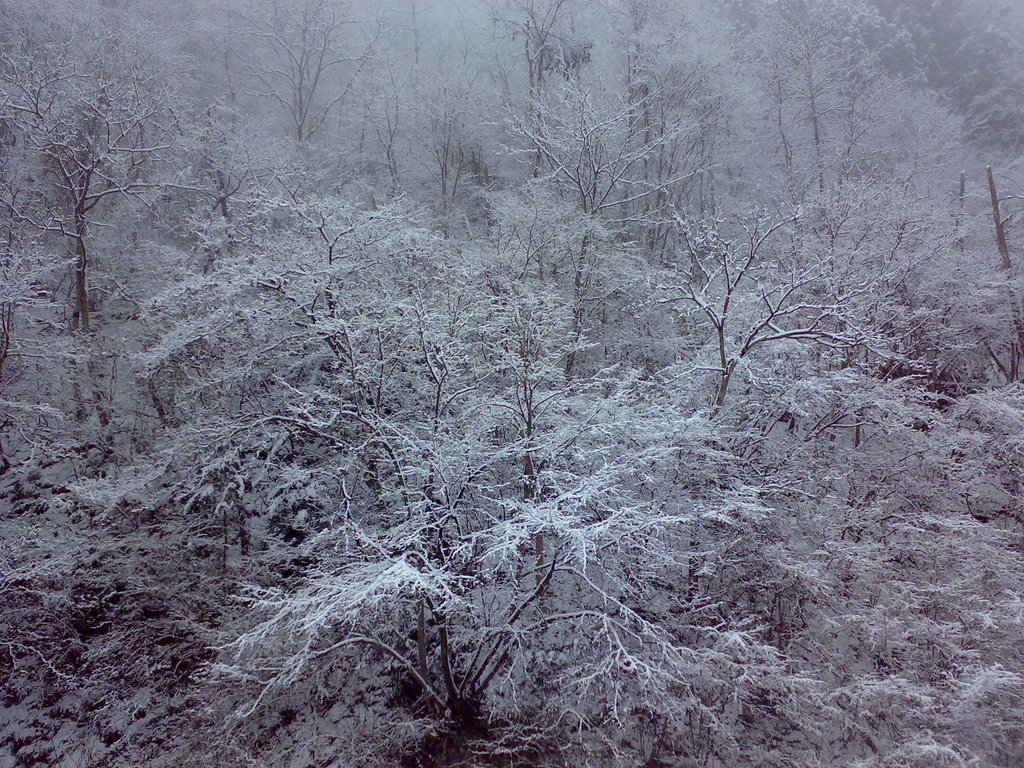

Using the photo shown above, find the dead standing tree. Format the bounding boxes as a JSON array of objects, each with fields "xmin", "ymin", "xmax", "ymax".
[{"xmin": 983, "ymin": 165, "xmax": 1024, "ymax": 380}]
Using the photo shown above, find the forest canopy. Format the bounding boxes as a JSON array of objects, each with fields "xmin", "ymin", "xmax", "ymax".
[{"xmin": 2, "ymin": 1, "xmax": 1024, "ymax": 766}]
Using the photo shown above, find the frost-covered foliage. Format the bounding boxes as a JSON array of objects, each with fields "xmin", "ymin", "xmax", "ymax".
[{"xmin": 3, "ymin": 1, "xmax": 1024, "ymax": 767}]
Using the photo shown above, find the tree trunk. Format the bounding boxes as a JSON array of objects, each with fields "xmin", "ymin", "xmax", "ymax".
[
  {"xmin": 808, "ymin": 88, "xmax": 825, "ymax": 193},
  {"xmin": 415, "ymin": 599, "xmax": 437, "ymax": 713},
  {"xmin": 523, "ymin": 449, "xmax": 545, "ymax": 591},
  {"xmin": 987, "ymin": 165, "xmax": 1012, "ymax": 270},
  {"xmin": 956, "ymin": 171, "xmax": 966, "ymax": 253},
  {"xmin": 714, "ymin": 369, "xmax": 731, "ymax": 409},
  {"xmin": 73, "ymin": 227, "xmax": 90, "ymax": 333}
]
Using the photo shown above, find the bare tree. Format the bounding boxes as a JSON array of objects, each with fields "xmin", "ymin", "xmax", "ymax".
[
  {"xmin": 236, "ymin": 0, "xmax": 379, "ymax": 144},
  {"xmin": 492, "ymin": 0, "xmax": 588, "ymax": 175},
  {"xmin": 0, "ymin": 25, "xmax": 173, "ymax": 332},
  {"xmin": 661, "ymin": 213, "xmax": 866, "ymax": 409},
  {"xmin": 510, "ymin": 80, "xmax": 703, "ymax": 373}
]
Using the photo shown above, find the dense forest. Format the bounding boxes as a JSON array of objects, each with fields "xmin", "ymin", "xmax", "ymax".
[{"xmin": 3, "ymin": 0, "xmax": 1024, "ymax": 765}]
